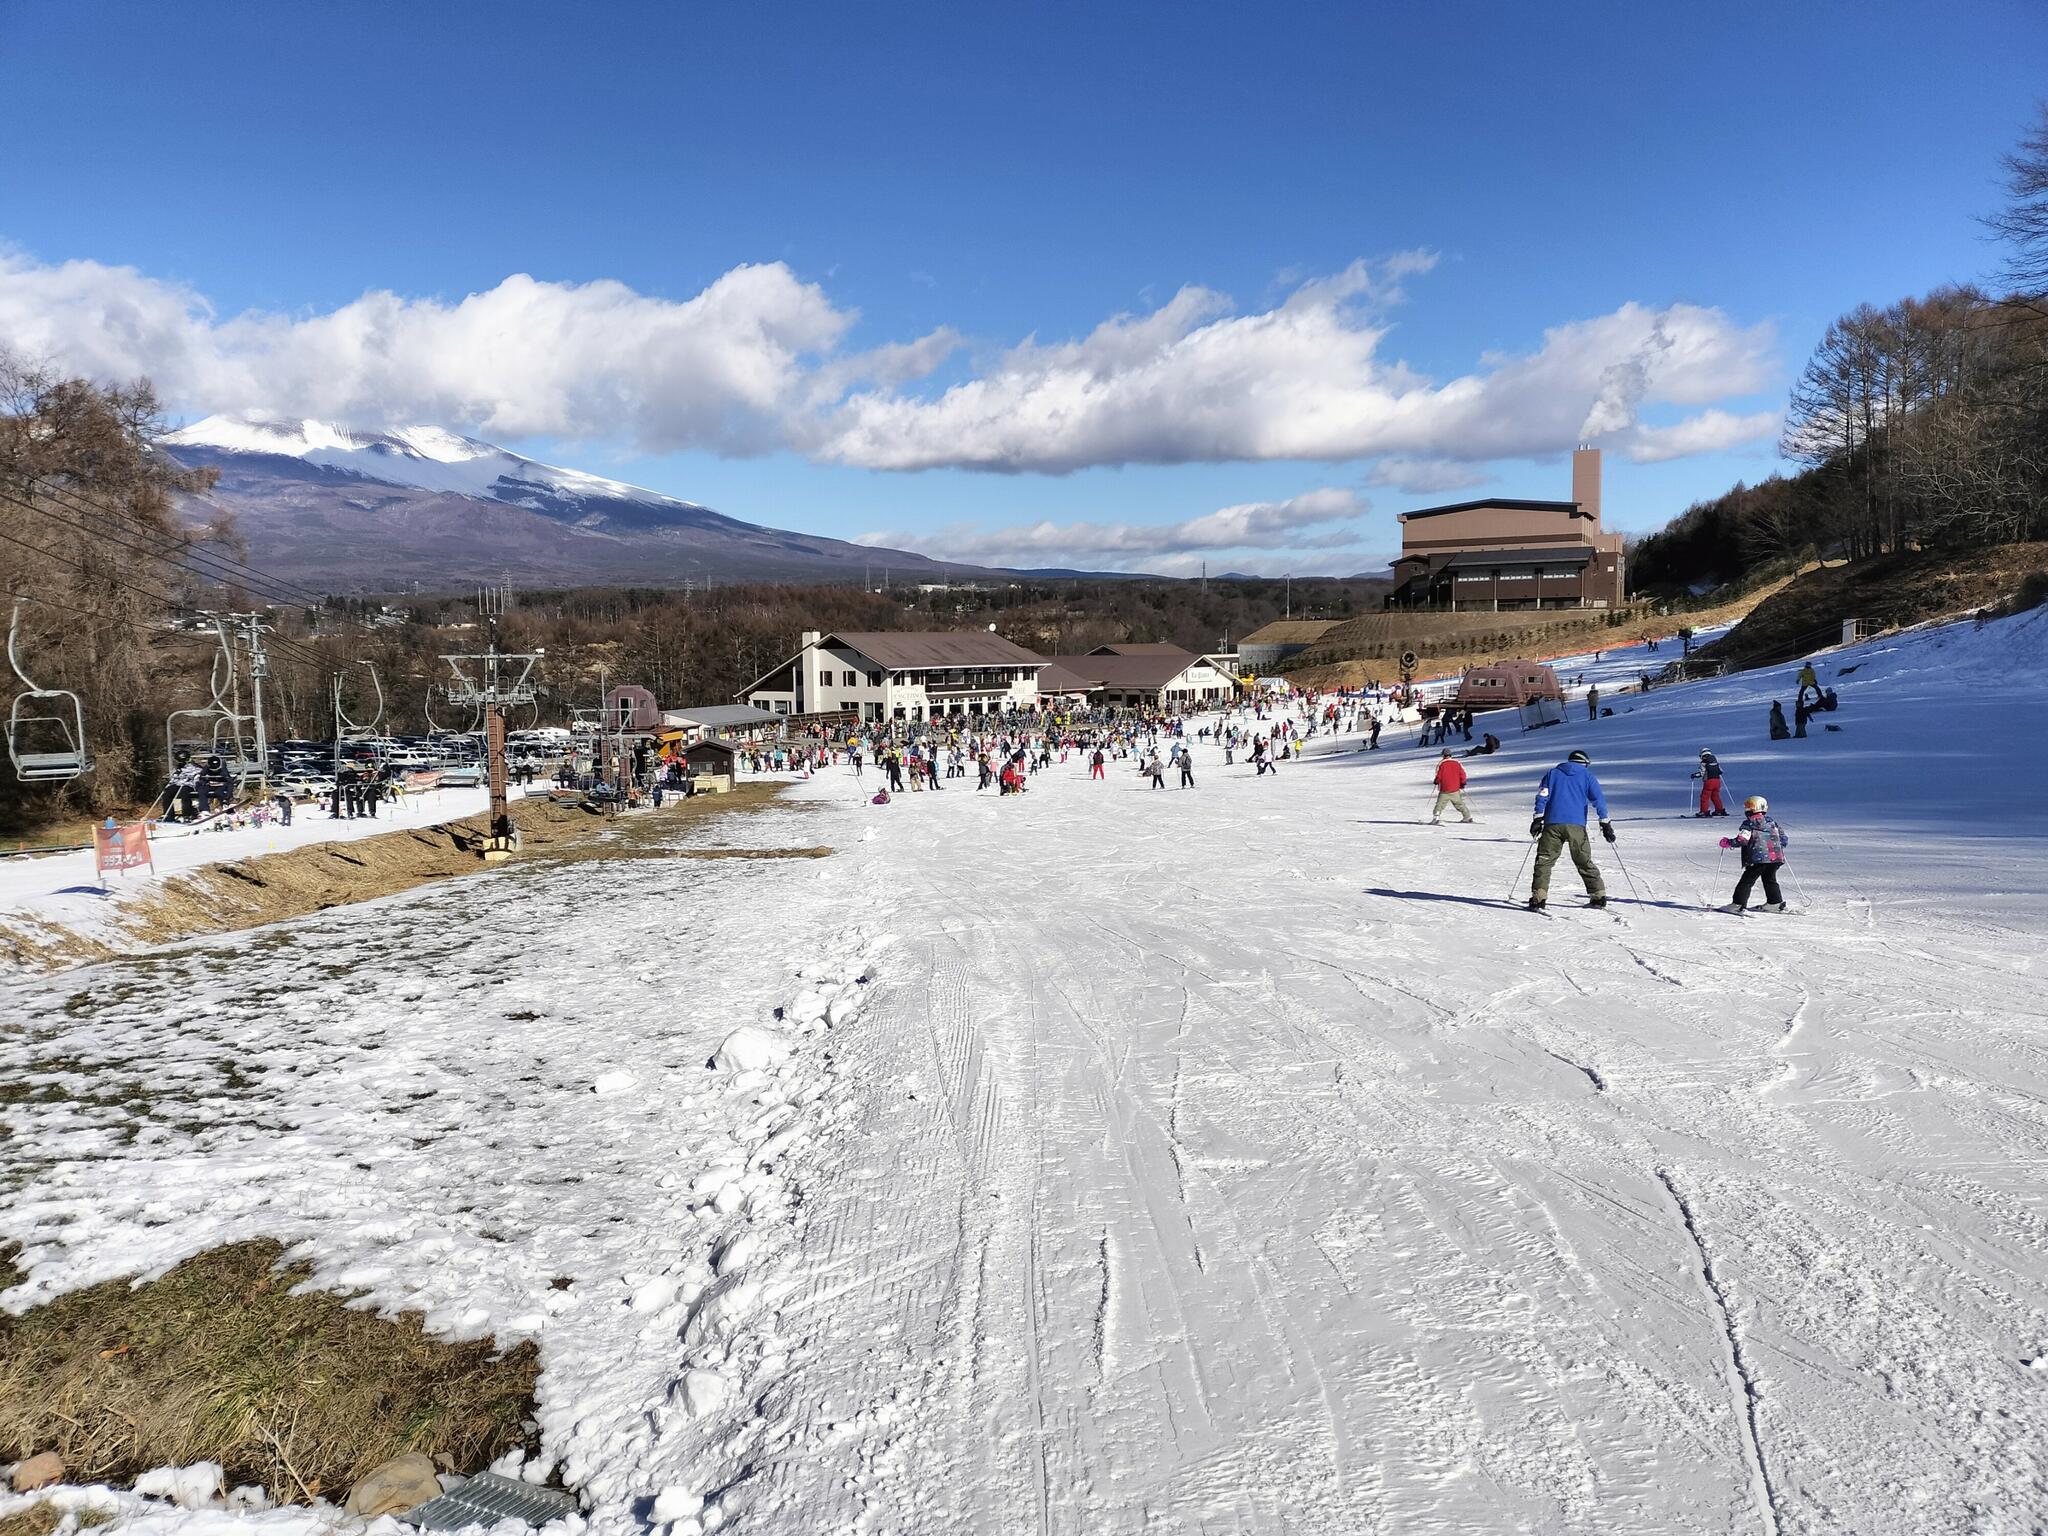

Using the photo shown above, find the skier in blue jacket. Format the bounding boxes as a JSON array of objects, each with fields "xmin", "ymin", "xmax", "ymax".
[{"xmin": 1527, "ymin": 749, "xmax": 1615, "ymax": 909}]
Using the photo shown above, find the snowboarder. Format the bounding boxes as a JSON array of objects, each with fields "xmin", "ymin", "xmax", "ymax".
[
  {"xmin": 1720, "ymin": 795, "xmax": 1791, "ymax": 912},
  {"xmin": 1431, "ymin": 750, "xmax": 1475, "ymax": 824},
  {"xmin": 1795, "ymin": 662, "xmax": 1820, "ymax": 713},
  {"xmin": 1527, "ymin": 749, "xmax": 1614, "ymax": 910},
  {"xmin": 1769, "ymin": 700, "xmax": 1790, "ymax": 740},
  {"xmin": 1693, "ymin": 748, "xmax": 1728, "ymax": 817}
]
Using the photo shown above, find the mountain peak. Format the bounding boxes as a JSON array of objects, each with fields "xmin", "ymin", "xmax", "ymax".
[{"xmin": 163, "ymin": 413, "xmax": 703, "ymax": 512}]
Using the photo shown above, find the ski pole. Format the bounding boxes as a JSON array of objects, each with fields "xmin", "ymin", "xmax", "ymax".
[
  {"xmin": 1507, "ymin": 838, "xmax": 1536, "ymax": 903},
  {"xmin": 1607, "ymin": 837, "xmax": 1646, "ymax": 904}
]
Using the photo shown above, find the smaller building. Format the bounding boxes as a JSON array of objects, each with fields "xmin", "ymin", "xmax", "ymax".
[
  {"xmin": 661, "ymin": 703, "xmax": 785, "ymax": 742},
  {"xmin": 1237, "ymin": 621, "xmax": 1339, "ymax": 674},
  {"xmin": 1047, "ymin": 646, "xmax": 1236, "ymax": 710},
  {"xmin": 602, "ymin": 685, "xmax": 663, "ymax": 732},
  {"xmin": 1451, "ymin": 660, "xmax": 1563, "ymax": 712},
  {"xmin": 679, "ymin": 738, "xmax": 738, "ymax": 792}
]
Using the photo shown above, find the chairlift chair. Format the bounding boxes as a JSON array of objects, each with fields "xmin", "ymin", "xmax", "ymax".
[{"xmin": 7, "ymin": 598, "xmax": 92, "ymax": 782}]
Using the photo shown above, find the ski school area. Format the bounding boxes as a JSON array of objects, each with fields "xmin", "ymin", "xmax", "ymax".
[{"xmin": 3, "ymin": 605, "xmax": 2046, "ymax": 1536}]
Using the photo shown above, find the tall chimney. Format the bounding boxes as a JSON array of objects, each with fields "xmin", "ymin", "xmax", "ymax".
[{"xmin": 1572, "ymin": 446, "xmax": 1601, "ymax": 526}]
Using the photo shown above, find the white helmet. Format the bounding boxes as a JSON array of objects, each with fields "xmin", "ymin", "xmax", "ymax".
[{"xmin": 1744, "ymin": 794, "xmax": 1768, "ymax": 813}]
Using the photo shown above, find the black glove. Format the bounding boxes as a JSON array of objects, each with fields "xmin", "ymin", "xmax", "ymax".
[
  {"xmin": 1529, "ymin": 817, "xmax": 1546, "ymax": 839},
  {"xmin": 1600, "ymin": 821, "xmax": 1616, "ymax": 843}
]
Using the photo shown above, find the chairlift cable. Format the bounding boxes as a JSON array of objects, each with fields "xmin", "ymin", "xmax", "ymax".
[
  {"xmin": 10, "ymin": 487, "xmax": 335, "ymax": 613},
  {"xmin": 26, "ymin": 475, "xmax": 335, "ymax": 606},
  {"xmin": 0, "ymin": 517, "xmax": 336, "ymax": 675}
]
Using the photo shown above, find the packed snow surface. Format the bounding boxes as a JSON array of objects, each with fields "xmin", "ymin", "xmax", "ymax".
[{"xmin": 4, "ymin": 610, "xmax": 2047, "ymax": 1535}]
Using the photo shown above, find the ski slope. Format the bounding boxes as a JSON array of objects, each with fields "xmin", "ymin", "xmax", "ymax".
[{"xmin": 4, "ymin": 610, "xmax": 2046, "ymax": 1536}]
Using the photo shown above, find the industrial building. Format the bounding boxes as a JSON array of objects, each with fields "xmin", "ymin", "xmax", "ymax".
[{"xmin": 1387, "ymin": 448, "xmax": 1626, "ymax": 611}]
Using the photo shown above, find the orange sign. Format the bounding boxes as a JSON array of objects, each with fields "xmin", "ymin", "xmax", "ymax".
[{"xmin": 94, "ymin": 820, "xmax": 154, "ymax": 878}]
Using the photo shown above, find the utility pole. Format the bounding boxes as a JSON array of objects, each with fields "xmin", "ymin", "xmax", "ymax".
[
  {"xmin": 440, "ymin": 634, "xmax": 542, "ymax": 861},
  {"xmin": 238, "ymin": 612, "xmax": 272, "ymax": 799}
]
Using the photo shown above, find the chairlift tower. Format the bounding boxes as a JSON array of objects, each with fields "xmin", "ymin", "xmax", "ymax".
[{"xmin": 441, "ymin": 639, "xmax": 543, "ymax": 861}]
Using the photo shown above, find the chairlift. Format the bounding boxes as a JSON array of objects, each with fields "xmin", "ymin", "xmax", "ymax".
[
  {"xmin": 165, "ymin": 617, "xmax": 261, "ymax": 783},
  {"xmin": 424, "ymin": 679, "xmax": 481, "ymax": 738},
  {"xmin": 6, "ymin": 596, "xmax": 92, "ymax": 782}
]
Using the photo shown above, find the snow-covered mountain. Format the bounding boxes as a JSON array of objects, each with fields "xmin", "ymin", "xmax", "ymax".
[
  {"xmin": 159, "ymin": 414, "xmax": 993, "ymax": 591},
  {"xmin": 163, "ymin": 416, "xmax": 714, "ymax": 527}
]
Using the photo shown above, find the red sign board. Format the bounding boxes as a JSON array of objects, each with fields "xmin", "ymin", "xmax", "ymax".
[{"xmin": 93, "ymin": 820, "xmax": 154, "ymax": 878}]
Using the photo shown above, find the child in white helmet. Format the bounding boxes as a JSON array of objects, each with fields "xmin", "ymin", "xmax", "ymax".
[{"xmin": 1719, "ymin": 795, "xmax": 1790, "ymax": 912}]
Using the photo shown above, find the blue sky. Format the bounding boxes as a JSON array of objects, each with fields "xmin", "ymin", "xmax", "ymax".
[{"xmin": 2, "ymin": 0, "xmax": 2042, "ymax": 575}]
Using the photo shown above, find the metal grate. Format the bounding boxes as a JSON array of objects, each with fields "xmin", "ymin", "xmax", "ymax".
[{"xmin": 402, "ymin": 1472, "xmax": 578, "ymax": 1530}]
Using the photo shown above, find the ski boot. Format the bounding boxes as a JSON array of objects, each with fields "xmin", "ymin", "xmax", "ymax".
[
  {"xmin": 1527, "ymin": 897, "xmax": 1547, "ymax": 911},
  {"xmin": 1759, "ymin": 901, "xmax": 1788, "ymax": 913},
  {"xmin": 1588, "ymin": 896, "xmax": 1608, "ymax": 908}
]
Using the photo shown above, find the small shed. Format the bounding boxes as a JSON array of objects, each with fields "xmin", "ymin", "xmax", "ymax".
[
  {"xmin": 681, "ymin": 738, "xmax": 737, "ymax": 793},
  {"xmin": 603, "ymin": 685, "xmax": 663, "ymax": 732},
  {"xmin": 1452, "ymin": 660, "xmax": 1563, "ymax": 712}
]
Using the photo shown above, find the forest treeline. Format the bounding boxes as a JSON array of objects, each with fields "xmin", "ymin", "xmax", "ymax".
[{"xmin": 1632, "ymin": 106, "xmax": 2048, "ymax": 594}]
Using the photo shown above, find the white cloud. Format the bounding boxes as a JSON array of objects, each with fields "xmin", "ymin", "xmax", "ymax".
[
  {"xmin": 0, "ymin": 250, "xmax": 941, "ymax": 454},
  {"xmin": 0, "ymin": 247, "xmax": 1774, "ymax": 474},
  {"xmin": 814, "ymin": 276, "xmax": 1774, "ymax": 472},
  {"xmin": 1618, "ymin": 409, "xmax": 1782, "ymax": 463},
  {"xmin": 858, "ymin": 486, "xmax": 1371, "ymax": 572}
]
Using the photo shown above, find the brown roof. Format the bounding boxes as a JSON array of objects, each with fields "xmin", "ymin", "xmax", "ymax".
[
  {"xmin": 1239, "ymin": 620, "xmax": 1340, "ymax": 646},
  {"xmin": 826, "ymin": 631, "xmax": 1047, "ymax": 669},
  {"xmin": 1036, "ymin": 661, "xmax": 1097, "ymax": 694},
  {"xmin": 1087, "ymin": 642, "xmax": 1193, "ymax": 657},
  {"xmin": 1047, "ymin": 652, "xmax": 1210, "ymax": 690}
]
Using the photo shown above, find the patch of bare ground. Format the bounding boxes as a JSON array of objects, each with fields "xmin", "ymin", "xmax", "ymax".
[
  {"xmin": 1699, "ymin": 541, "xmax": 2048, "ymax": 668},
  {"xmin": 2, "ymin": 782, "xmax": 816, "ymax": 972},
  {"xmin": 0, "ymin": 1241, "xmax": 537, "ymax": 1507}
]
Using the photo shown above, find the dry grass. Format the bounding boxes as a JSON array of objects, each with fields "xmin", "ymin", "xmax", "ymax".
[
  {"xmin": 1699, "ymin": 541, "xmax": 2048, "ymax": 668},
  {"xmin": 0, "ymin": 1241, "xmax": 537, "ymax": 1506},
  {"xmin": 0, "ymin": 1505, "xmax": 64, "ymax": 1536},
  {"xmin": 2, "ymin": 781, "xmax": 799, "ymax": 972},
  {"xmin": 1287, "ymin": 578, "xmax": 1793, "ymax": 691}
]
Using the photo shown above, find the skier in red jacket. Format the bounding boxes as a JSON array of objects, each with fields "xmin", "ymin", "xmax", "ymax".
[{"xmin": 1430, "ymin": 749, "xmax": 1476, "ymax": 824}]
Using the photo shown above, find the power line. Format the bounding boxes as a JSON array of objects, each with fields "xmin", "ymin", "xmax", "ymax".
[
  {"xmin": 0, "ymin": 487, "xmax": 354, "ymax": 672},
  {"xmin": 18, "ymin": 485, "xmax": 332, "ymax": 611},
  {"xmin": 24, "ymin": 473, "xmax": 335, "ymax": 607},
  {"xmin": 0, "ymin": 515, "xmax": 337, "ymax": 676}
]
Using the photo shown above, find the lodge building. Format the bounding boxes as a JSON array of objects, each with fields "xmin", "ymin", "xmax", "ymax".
[
  {"xmin": 740, "ymin": 630, "xmax": 1047, "ymax": 724},
  {"xmin": 1387, "ymin": 448, "xmax": 1626, "ymax": 611}
]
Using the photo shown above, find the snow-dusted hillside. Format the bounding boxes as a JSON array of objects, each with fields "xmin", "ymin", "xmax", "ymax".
[
  {"xmin": 4, "ymin": 607, "xmax": 2045, "ymax": 1535},
  {"xmin": 163, "ymin": 416, "xmax": 711, "ymax": 520}
]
